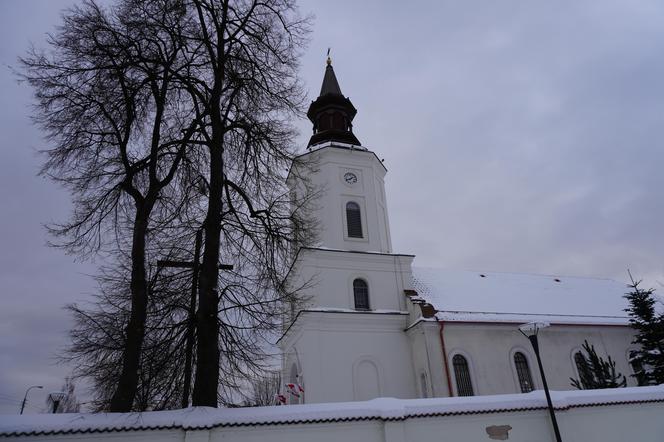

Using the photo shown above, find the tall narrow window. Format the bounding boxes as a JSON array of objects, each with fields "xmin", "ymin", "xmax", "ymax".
[
  {"xmin": 574, "ymin": 351, "xmax": 586, "ymax": 374},
  {"xmin": 452, "ymin": 354, "xmax": 474, "ymax": 396},
  {"xmin": 514, "ymin": 352, "xmax": 534, "ymax": 393},
  {"xmin": 346, "ymin": 202, "xmax": 363, "ymax": 238},
  {"xmin": 573, "ymin": 351, "xmax": 589, "ymax": 389},
  {"xmin": 353, "ymin": 278, "xmax": 369, "ymax": 310},
  {"xmin": 629, "ymin": 353, "xmax": 647, "ymax": 386}
]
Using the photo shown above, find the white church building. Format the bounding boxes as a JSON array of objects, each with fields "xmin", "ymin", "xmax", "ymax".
[{"xmin": 279, "ymin": 59, "xmax": 639, "ymax": 405}]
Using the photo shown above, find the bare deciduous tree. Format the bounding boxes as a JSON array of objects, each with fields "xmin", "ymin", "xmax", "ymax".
[
  {"xmin": 20, "ymin": 0, "xmax": 202, "ymax": 411},
  {"xmin": 22, "ymin": 0, "xmax": 315, "ymax": 411},
  {"xmin": 166, "ymin": 0, "xmax": 313, "ymax": 407},
  {"xmin": 249, "ymin": 371, "xmax": 282, "ymax": 407}
]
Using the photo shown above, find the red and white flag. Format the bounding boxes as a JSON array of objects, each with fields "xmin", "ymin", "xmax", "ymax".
[
  {"xmin": 286, "ymin": 383, "xmax": 302, "ymax": 398},
  {"xmin": 275, "ymin": 394, "xmax": 287, "ymax": 405}
]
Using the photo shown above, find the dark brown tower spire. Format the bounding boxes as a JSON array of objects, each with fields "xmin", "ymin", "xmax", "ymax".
[{"xmin": 307, "ymin": 57, "xmax": 361, "ymax": 147}]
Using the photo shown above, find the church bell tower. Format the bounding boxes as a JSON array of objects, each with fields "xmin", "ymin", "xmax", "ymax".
[
  {"xmin": 291, "ymin": 57, "xmax": 393, "ymax": 253},
  {"xmin": 306, "ymin": 57, "xmax": 361, "ymax": 147},
  {"xmin": 280, "ymin": 57, "xmax": 416, "ymax": 405}
]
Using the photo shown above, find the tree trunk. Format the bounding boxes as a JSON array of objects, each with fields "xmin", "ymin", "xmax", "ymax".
[
  {"xmin": 192, "ymin": 139, "xmax": 223, "ymax": 407},
  {"xmin": 181, "ymin": 228, "xmax": 202, "ymax": 408},
  {"xmin": 109, "ymin": 200, "xmax": 154, "ymax": 412}
]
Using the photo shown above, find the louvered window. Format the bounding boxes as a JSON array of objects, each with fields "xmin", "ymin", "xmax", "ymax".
[
  {"xmin": 346, "ymin": 202, "xmax": 363, "ymax": 238},
  {"xmin": 514, "ymin": 352, "xmax": 534, "ymax": 393},
  {"xmin": 353, "ymin": 279, "xmax": 369, "ymax": 310},
  {"xmin": 452, "ymin": 354, "xmax": 474, "ymax": 396}
]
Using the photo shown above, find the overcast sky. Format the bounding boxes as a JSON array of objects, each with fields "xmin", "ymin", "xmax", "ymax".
[{"xmin": 2, "ymin": 0, "xmax": 664, "ymax": 413}]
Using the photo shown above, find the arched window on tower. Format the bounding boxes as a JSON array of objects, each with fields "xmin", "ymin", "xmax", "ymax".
[
  {"xmin": 452, "ymin": 354, "xmax": 474, "ymax": 396},
  {"xmin": 353, "ymin": 278, "xmax": 369, "ymax": 310},
  {"xmin": 346, "ymin": 202, "xmax": 363, "ymax": 238},
  {"xmin": 514, "ymin": 352, "xmax": 534, "ymax": 393}
]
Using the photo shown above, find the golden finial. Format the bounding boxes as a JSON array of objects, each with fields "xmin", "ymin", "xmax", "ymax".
[{"xmin": 326, "ymin": 47, "xmax": 331, "ymax": 66}]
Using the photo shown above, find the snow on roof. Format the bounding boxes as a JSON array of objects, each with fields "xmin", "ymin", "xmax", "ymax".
[
  {"xmin": 2, "ymin": 386, "xmax": 663, "ymax": 437},
  {"xmin": 412, "ymin": 267, "xmax": 631, "ymax": 325}
]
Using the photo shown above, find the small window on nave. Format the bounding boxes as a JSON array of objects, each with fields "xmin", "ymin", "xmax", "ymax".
[
  {"xmin": 353, "ymin": 278, "xmax": 369, "ymax": 310},
  {"xmin": 514, "ymin": 352, "xmax": 534, "ymax": 393},
  {"xmin": 629, "ymin": 352, "xmax": 648, "ymax": 386},
  {"xmin": 346, "ymin": 201, "xmax": 363, "ymax": 238},
  {"xmin": 573, "ymin": 351, "xmax": 589, "ymax": 389},
  {"xmin": 452, "ymin": 354, "xmax": 474, "ymax": 397},
  {"xmin": 574, "ymin": 351, "xmax": 586, "ymax": 373}
]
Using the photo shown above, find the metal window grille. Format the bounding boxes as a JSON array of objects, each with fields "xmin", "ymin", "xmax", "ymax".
[
  {"xmin": 452, "ymin": 354, "xmax": 474, "ymax": 396},
  {"xmin": 353, "ymin": 279, "xmax": 369, "ymax": 310},
  {"xmin": 514, "ymin": 352, "xmax": 534, "ymax": 393},
  {"xmin": 630, "ymin": 358, "xmax": 647, "ymax": 386},
  {"xmin": 574, "ymin": 351, "xmax": 586, "ymax": 373},
  {"xmin": 346, "ymin": 202, "xmax": 363, "ymax": 238},
  {"xmin": 573, "ymin": 351, "xmax": 591, "ymax": 389}
]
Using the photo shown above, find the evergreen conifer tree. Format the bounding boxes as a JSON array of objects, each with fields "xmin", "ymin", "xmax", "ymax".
[
  {"xmin": 570, "ymin": 340, "xmax": 626, "ymax": 389},
  {"xmin": 624, "ymin": 274, "xmax": 664, "ymax": 385}
]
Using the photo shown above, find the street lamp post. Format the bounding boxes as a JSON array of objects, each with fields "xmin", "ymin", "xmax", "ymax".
[
  {"xmin": 518, "ymin": 322, "xmax": 563, "ymax": 442},
  {"xmin": 19, "ymin": 385, "xmax": 43, "ymax": 414}
]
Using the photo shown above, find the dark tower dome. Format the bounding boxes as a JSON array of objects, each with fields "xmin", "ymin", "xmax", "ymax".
[{"xmin": 307, "ymin": 57, "xmax": 361, "ymax": 147}]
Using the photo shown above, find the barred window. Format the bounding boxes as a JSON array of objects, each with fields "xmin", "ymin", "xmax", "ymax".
[
  {"xmin": 514, "ymin": 352, "xmax": 534, "ymax": 393},
  {"xmin": 574, "ymin": 351, "xmax": 586, "ymax": 373},
  {"xmin": 452, "ymin": 354, "xmax": 474, "ymax": 396},
  {"xmin": 353, "ymin": 279, "xmax": 369, "ymax": 310},
  {"xmin": 346, "ymin": 202, "xmax": 363, "ymax": 238},
  {"xmin": 629, "ymin": 353, "xmax": 648, "ymax": 386},
  {"xmin": 573, "ymin": 351, "xmax": 590, "ymax": 389}
]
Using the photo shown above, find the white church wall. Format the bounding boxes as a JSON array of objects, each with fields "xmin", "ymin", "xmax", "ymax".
[
  {"xmin": 5, "ymin": 386, "xmax": 664, "ymax": 442},
  {"xmin": 440, "ymin": 322, "xmax": 638, "ymax": 396},
  {"xmin": 288, "ymin": 249, "xmax": 414, "ymax": 312},
  {"xmin": 279, "ymin": 311, "xmax": 417, "ymax": 404},
  {"xmin": 406, "ymin": 323, "xmax": 453, "ymax": 399}
]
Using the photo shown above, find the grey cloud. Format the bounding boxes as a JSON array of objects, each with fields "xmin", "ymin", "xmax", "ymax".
[{"xmin": 2, "ymin": 0, "xmax": 664, "ymax": 413}]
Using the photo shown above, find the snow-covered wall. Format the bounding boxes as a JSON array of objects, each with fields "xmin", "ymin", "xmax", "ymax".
[{"xmin": 3, "ymin": 386, "xmax": 663, "ymax": 442}]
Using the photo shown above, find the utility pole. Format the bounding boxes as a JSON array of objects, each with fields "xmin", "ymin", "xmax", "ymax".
[{"xmin": 157, "ymin": 229, "xmax": 233, "ymax": 409}]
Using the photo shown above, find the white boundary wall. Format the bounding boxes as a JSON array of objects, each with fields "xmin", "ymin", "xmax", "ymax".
[{"xmin": 2, "ymin": 386, "xmax": 663, "ymax": 442}]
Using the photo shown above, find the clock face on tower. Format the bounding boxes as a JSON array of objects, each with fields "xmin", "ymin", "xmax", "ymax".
[{"xmin": 343, "ymin": 172, "xmax": 358, "ymax": 185}]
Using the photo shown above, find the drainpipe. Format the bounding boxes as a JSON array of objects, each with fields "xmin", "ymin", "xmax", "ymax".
[{"xmin": 437, "ymin": 318, "xmax": 455, "ymax": 397}]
